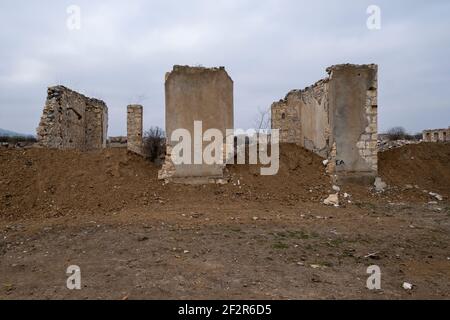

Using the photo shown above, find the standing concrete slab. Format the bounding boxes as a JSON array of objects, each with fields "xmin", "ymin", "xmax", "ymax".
[
  {"xmin": 159, "ymin": 65, "xmax": 234, "ymax": 183},
  {"xmin": 37, "ymin": 86, "xmax": 108, "ymax": 150},
  {"xmin": 271, "ymin": 64, "xmax": 378, "ymax": 181},
  {"xmin": 329, "ymin": 64, "xmax": 378, "ymax": 177},
  {"xmin": 127, "ymin": 105, "xmax": 143, "ymax": 155}
]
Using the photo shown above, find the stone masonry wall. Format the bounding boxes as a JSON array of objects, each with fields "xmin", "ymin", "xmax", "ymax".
[
  {"xmin": 271, "ymin": 64, "xmax": 378, "ymax": 177},
  {"xmin": 355, "ymin": 67, "xmax": 378, "ymax": 172},
  {"xmin": 86, "ymin": 102, "xmax": 108, "ymax": 149},
  {"xmin": 127, "ymin": 105, "xmax": 143, "ymax": 155},
  {"xmin": 37, "ymin": 86, "xmax": 108, "ymax": 150},
  {"xmin": 271, "ymin": 100, "xmax": 301, "ymax": 145},
  {"xmin": 272, "ymin": 79, "xmax": 330, "ymax": 157}
]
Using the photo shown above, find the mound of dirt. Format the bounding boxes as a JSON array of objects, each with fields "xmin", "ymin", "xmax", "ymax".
[
  {"xmin": 379, "ymin": 142, "xmax": 450, "ymax": 197},
  {"xmin": 0, "ymin": 144, "xmax": 330, "ymax": 220},
  {"xmin": 1, "ymin": 142, "xmax": 448, "ymax": 221}
]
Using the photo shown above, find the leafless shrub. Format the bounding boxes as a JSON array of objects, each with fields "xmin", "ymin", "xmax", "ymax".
[
  {"xmin": 254, "ymin": 107, "xmax": 271, "ymax": 133},
  {"xmin": 385, "ymin": 127, "xmax": 415, "ymax": 141},
  {"xmin": 143, "ymin": 127, "xmax": 165, "ymax": 163}
]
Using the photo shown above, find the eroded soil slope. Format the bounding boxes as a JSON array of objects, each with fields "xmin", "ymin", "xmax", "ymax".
[{"xmin": 1, "ymin": 143, "xmax": 449, "ymax": 220}]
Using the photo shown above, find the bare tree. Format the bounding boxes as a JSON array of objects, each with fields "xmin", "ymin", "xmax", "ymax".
[
  {"xmin": 386, "ymin": 126, "xmax": 415, "ymax": 141},
  {"xmin": 143, "ymin": 127, "xmax": 165, "ymax": 163},
  {"xmin": 254, "ymin": 107, "xmax": 271, "ymax": 133}
]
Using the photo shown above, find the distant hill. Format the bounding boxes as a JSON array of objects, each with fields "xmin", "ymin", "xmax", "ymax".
[{"xmin": 0, "ymin": 128, "xmax": 34, "ymax": 137}]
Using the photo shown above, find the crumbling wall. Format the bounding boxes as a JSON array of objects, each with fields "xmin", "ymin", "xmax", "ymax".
[
  {"xmin": 272, "ymin": 79, "xmax": 330, "ymax": 157},
  {"xmin": 159, "ymin": 65, "xmax": 234, "ymax": 183},
  {"xmin": 85, "ymin": 102, "xmax": 108, "ymax": 149},
  {"xmin": 271, "ymin": 99, "xmax": 301, "ymax": 145},
  {"xmin": 37, "ymin": 86, "xmax": 108, "ymax": 150},
  {"xmin": 127, "ymin": 105, "xmax": 143, "ymax": 155},
  {"xmin": 271, "ymin": 64, "xmax": 378, "ymax": 178},
  {"xmin": 423, "ymin": 127, "xmax": 450, "ymax": 142},
  {"xmin": 329, "ymin": 64, "xmax": 378, "ymax": 175}
]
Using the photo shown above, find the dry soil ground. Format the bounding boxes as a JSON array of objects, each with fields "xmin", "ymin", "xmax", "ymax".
[{"xmin": 0, "ymin": 143, "xmax": 449, "ymax": 299}]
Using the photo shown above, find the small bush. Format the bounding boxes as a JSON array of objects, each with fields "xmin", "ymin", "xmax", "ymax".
[
  {"xmin": 386, "ymin": 127, "xmax": 409, "ymax": 141},
  {"xmin": 143, "ymin": 127, "xmax": 165, "ymax": 163}
]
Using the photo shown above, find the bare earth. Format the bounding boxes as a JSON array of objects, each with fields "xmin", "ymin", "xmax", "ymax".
[{"xmin": 0, "ymin": 144, "xmax": 449, "ymax": 299}]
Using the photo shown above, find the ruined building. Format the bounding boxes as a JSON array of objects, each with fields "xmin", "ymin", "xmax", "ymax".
[
  {"xmin": 159, "ymin": 65, "xmax": 234, "ymax": 184},
  {"xmin": 271, "ymin": 64, "xmax": 378, "ymax": 180},
  {"xmin": 423, "ymin": 127, "xmax": 450, "ymax": 142},
  {"xmin": 127, "ymin": 105, "xmax": 144, "ymax": 155},
  {"xmin": 37, "ymin": 86, "xmax": 108, "ymax": 150}
]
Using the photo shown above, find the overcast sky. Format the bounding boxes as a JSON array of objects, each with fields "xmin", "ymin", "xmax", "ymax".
[{"xmin": 0, "ymin": 0, "xmax": 449, "ymax": 136}]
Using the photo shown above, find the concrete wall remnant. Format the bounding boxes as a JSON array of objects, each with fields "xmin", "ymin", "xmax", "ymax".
[
  {"xmin": 423, "ymin": 127, "xmax": 450, "ymax": 142},
  {"xmin": 127, "ymin": 105, "xmax": 144, "ymax": 155},
  {"xmin": 159, "ymin": 65, "xmax": 234, "ymax": 184},
  {"xmin": 37, "ymin": 86, "xmax": 108, "ymax": 150},
  {"xmin": 271, "ymin": 64, "xmax": 378, "ymax": 180}
]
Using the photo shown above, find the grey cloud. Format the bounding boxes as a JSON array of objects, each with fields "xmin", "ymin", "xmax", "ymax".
[{"xmin": 0, "ymin": 0, "xmax": 449, "ymax": 135}]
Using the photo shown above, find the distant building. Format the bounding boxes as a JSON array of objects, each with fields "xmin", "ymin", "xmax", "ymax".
[{"xmin": 422, "ymin": 127, "xmax": 450, "ymax": 142}]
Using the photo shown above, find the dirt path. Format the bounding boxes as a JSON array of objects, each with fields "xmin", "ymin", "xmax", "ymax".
[{"xmin": 1, "ymin": 201, "xmax": 449, "ymax": 299}]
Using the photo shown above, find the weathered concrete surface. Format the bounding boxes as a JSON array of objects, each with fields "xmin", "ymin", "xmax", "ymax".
[
  {"xmin": 272, "ymin": 79, "xmax": 329, "ymax": 157},
  {"xmin": 127, "ymin": 105, "xmax": 143, "ymax": 155},
  {"xmin": 159, "ymin": 66, "xmax": 233, "ymax": 183},
  {"xmin": 329, "ymin": 64, "xmax": 378, "ymax": 176},
  {"xmin": 423, "ymin": 127, "xmax": 450, "ymax": 142},
  {"xmin": 271, "ymin": 64, "xmax": 378, "ymax": 180},
  {"xmin": 37, "ymin": 86, "xmax": 108, "ymax": 150}
]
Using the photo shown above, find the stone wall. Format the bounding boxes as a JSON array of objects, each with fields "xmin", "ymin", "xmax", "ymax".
[
  {"xmin": 127, "ymin": 105, "xmax": 143, "ymax": 155},
  {"xmin": 423, "ymin": 127, "xmax": 450, "ymax": 142},
  {"xmin": 330, "ymin": 64, "xmax": 378, "ymax": 176},
  {"xmin": 271, "ymin": 64, "xmax": 378, "ymax": 179},
  {"xmin": 37, "ymin": 86, "xmax": 108, "ymax": 150},
  {"xmin": 159, "ymin": 65, "xmax": 234, "ymax": 183},
  {"xmin": 271, "ymin": 100, "xmax": 301, "ymax": 145},
  {"xmin": 85, "ymin": 103, "xmax": 108, "ymax": 150},
  {"xmin": 272, "ymin": 79, "xmax": 329, "ymax": 157}
]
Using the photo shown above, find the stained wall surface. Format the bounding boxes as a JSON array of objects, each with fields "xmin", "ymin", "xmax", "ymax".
[
  {"xmin": 160, "ymin": 66, "xmax": 234, "ymax": 181},
  {"xmin": 37, "ymin": 86, "xmax": 108, "ymax": 150},
  {"xmin": 329, "ymin": 64, "xmax": 378, "ymax": 175},
  {"xmin": 271, "ymin": 64, "xmax": 378, "ymax": 177},
  {"xmin": 272, "ymin": 79, "xmax": 329, "ymax": 157},
  {"xmin": 127, "ymin": 105, "xmax": 143, "ymax": 155}
]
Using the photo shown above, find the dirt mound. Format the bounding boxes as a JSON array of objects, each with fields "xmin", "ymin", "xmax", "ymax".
[
  {"xmin": 379, "ymin": 142, "xmax": 450, "ymax": 197},
  {"xmin": 0, "ymin": 148, "xmax": 155, "ymax": 220},
  {"xmin": 1, "ymin": 144, "xmax": 449, "ymax": 300},
  {"xmin": 0, "ymin": 144, "xmax": 330, "ymax": 220},
  {"xmin": 1, "ymin": 142, "xmax": 448, "ymax": 221}
]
